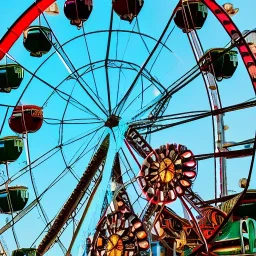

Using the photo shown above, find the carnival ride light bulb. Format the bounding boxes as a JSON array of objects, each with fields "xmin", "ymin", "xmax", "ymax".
[
  {"xmin": 223, "ymin": 3, "xmax": 239, "ymax": 16},
  {"xmin": 180, "ymin": 179, "xmax": 190, "ymax": 187},
  {"xmin": 117, "ymin": 201, "xmax": 124, "ymax": 207},
  {"xmin": 136, "ymin": 231, "xmax": 147, "ymax": 239},
  {"xmin": 249, "ymin": 43, "xmax": 256, "ymax": 58},
  {"xmin": 97, "ymin": 237, "xmax": 103, "ymax": 247},
  {"xmin": 134, "ymin": 222, "xmax": 142, "ymax": 229},
  {"xmin": 111, "ymin": 181, "xmax": 117, "ymax": 191},
  {"xmin": 248, "ymin": 42, "xmax": 256, "ymax": 78},
  {"xmin": 223, "ymin": 3, "xmax": 233, "ymax": 10},
  {"xmin": 45, "ymin": 2, "xmax": 60, "ymax": 15},
  {"xmin": 249, "ymin": 64, "xmax": 256, "ymax": 78},
  {"xmin": 138, "ymin": 240, "xmax": 149, "ymax": 249},
  {"xmin": 159, "ymin": 158, "xmax": 175, "ymax": 183},
  {"xmin": 239, "ymin": 178, "xmax": 247, "ymax": 188}
]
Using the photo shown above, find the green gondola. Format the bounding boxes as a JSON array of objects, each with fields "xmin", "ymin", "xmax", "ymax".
[
  {"xmin": 0, "ymin": 64, "xmax": 24, "ymax": 93},
  {"xmin": 174, "ymin": 1, "xmax": 208, "ymax": 31},
  {"xmin": 23, "ymin": 26, "xmax": 52, "ymax": 57},
  {"xmin": 213, "ymin": 218, "xmax": 256, "ymax": 255},
  {"xmin": 0, "ymin": 186, "xmax": 29, "ymax": 213},
  {"xmin": 0, "ymin": 136, "xmax": 23, "ymax": 164},
  {"xmin": 12, "ymin": 248, "xmax": 38, "ymax": 256},
  {"xmin": 200, "ymin": 48, "xmax": 238, "ymax": 81}
]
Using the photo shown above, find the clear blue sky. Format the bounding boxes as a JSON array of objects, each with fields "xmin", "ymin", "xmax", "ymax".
[{"xmin": 0, "ymin": 0, "xmax": 255, "ymax": 255}]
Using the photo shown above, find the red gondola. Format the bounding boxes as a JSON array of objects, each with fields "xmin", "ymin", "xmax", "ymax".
[
  {"xmin": 9, "ymin": 105, "xmax": 43, "ymax": 134},
  {"xmin": 64, "ymin": 0, "xmax": 93, "ymax": 28},
  {"xmin": 112, "ymin": 0, "xmax": 144, "ymax": 22},
  {"xmin": 174, "ymin": 1, "xmax": 208, "ymax": 32}
]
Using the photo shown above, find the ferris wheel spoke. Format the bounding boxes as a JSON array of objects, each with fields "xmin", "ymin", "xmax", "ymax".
[
  {"xmin": 24, "ymin": 134, "xmax": 51, "ymax": 237},
  {"xmin": 8, "ymin": 147, "xmax": 61, "ymax": 185},
  {"xmin": 68, "ymin": 128, "xmax": 107, "ymax": 169},
  {"xmin": 5, "ymin": 53, "xmax": 101, "ymax": 120},
  {"xmin": 135, "ymin": 17, "xmax": 150, "ymax": 55},
  {"xmin": 120, "ymin": 80, "xmax": 163, "ymax": 117},
  {"xmin": 61, "ymin": 125, "xmax": 104, "ymax": 147},
  {"xmin": 0, "ymin": 136, "xmax": 107, "ymax": 248},
  {"xmin": 148, "ymin": 26, "xmax": 175, "ymax": 73},
  {"xmin": 114, "ymin": 4, "xmax": 179, "ymax": 116},
  {"xmin": 82, "ymin": 26, "xmax": 100, "ymax": 99},
  {"xmin": 0, "ymin": 106, "xmax": 11, "ymax": 136},
  {"xmin": 195, "ymin": 148, "xmax": 255, "ymax": 161},
  {"xmin": 60, "ymin": 127, "xmax": 105, "ymax": 173},
  {"xmin": 53, "ymin": 49, "xmax": 108, "ymax": 117},
  {"xmin": 58, "ymin": 80, "xmax": 78, "ymax": 145},
  {"xmin": 131, "ymin": 65, "xmax": 201, "ymax": 121},
  {"xmin": 31, "ymin": 166, "xmax": 103, "ymax": 254},
  {"xmin": 75, "ymin": 66, "xmax": 107, "ymax": 114},
  {"xmin": 0, "ymin": 136, "xmax": 103, "ymax": 244},
  {"xmin": 40, "ymin": 13, "xmax": 108, "ymax": 117},
  {"xmin": 104, "ymin": 8, "xmax": 114, "ymax": 115},
  {"xmin": 132, "ymin": 37, "xmax": 239, "ymax": 122},
  {"xmin": 8, "ymin": 126, "xmax": 102, "ymax": 185},
  {"xmin": 118, "ymin": 67, "xmax": 166, "ymax": 117},
  {"xmin": 111, "ymin": 22, "xmax": 140, "ymax": 111},
  {"xmin": 44, "ymin": 89, "xmax": 102, "ymax": 120},
  {"xmin": 134, "ymin": 99, "xmax": 256, "ymax": 134},
  {"xmin": 54, "ymin": 84, "xmax": 103, "ymax": 149},
  {"xmin": 63, "ymin": 170, "xmax": 103, "ymax": 254},
  {"xmin": 0, "ymin": 104, "xmax": 15, "ymax": 108},
  {"xmin": 115, "ymin": 21, "xmax": 137, "ymax": 71},
  {"xmin": 113, "ymin": 60, "xmax": 166, "ymax": 90},
  {"xmin": 36, "ymin": 134, "xmax": 110, "ymax": 255},
  {"xmin": 120, "ymin": 149, "xmax": 146, "ymax": 204},
  {"xmin": 43, "ymin": 117, "xmax": 103, "ymax": 125},
  {"xmin": 0, "ymin": 161, "xmax": 90, "ymax": 239},
  {"xmin": 30, "ymin": 220, "xmax": 67, "ymax": 255},
  {"xmin": 131, "ymin": 110, "xmax": 209, "ymax": 128},
  {"xmin": 35, "ymin": 57, "xmax": 106, "ymax": 118}
]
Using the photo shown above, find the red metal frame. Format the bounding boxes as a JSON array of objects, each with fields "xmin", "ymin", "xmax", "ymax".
[
  {"xmin": 0, "ymin": 0, "xmax": 55, "ymax": 60},
  {"xmin": 202, "ymin": 0, "xmax": 256, "ymax": 93}
]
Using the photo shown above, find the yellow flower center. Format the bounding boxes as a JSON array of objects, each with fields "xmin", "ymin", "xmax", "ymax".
[
  {"xmin": 159, "ymin": 158, "xmax": 175, "ymax": 183},
  {"xmin": 106, "ymin": 234, "xmax": 123, "ymax": 256}
]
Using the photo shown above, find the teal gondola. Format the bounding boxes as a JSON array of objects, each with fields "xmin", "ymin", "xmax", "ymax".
[
  {"xmin": 0, "ymin": 186, "xmax": 29, "ymax": 213},
  {"xmin": 0, "ymin": 64, "xmax": 24, "ymax": 93},
  {"xmin": 23, "ymin": 26, "xmax": 52, "ymax": 57},
  {"xmin": 0, "ymin": 136, "xmax": 23, "ymax": 164},
  {"xmin": 200, "ymin": 48, "xmax": 238, "ymax": 81},
  {"xmin": 12, "ymin": 248, "xmax": 38, "ymax": 256}
]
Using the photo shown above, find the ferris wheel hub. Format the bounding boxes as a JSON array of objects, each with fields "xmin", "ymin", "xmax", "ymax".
[{"xmin": 105, "ymin": 115, "xmax": 121, "ymax": 128}]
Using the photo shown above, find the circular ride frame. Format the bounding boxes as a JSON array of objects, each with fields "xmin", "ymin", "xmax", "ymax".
[{"xmin": 0, "ymin": 1, "xmax": 255, "ymax": 256}]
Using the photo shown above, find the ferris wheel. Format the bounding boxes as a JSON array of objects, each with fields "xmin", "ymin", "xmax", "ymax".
[{"xmin": 0, "ymin": 0, "xmax": 255, "ymax": 256}]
